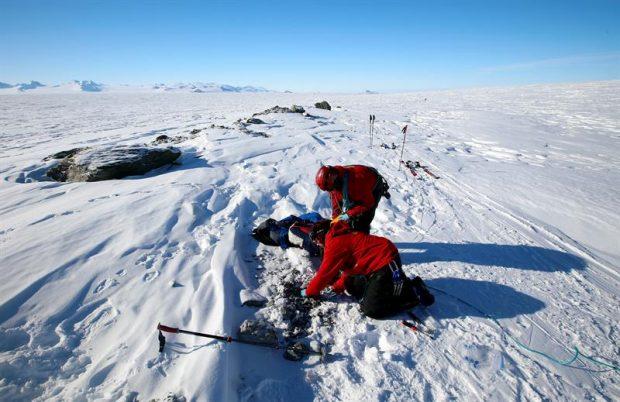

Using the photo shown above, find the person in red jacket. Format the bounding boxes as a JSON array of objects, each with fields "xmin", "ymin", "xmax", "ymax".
[
  {"xmin": 315, "ymin": 165, "xmax": 390, "ymax": 233},
  {"xmin": 302, "ymin": 221, "xmax": 434, "ymax": 318}
]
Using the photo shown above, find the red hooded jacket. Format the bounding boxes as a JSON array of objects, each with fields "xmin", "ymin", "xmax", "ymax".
[
  {"xmin": 305, "ymin": 221, "xmax": 398, "ymax": 296},
  {"xmin": 329, "ymin": 165, "xmax": 379, "ymax": 219}
]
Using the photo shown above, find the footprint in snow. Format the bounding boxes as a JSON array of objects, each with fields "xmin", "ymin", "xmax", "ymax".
[
  {"xmin": 93, "ymin": 278, "xmax": 119, "ymax": 294},
  {"xmin": 135, "ymin": 253, "xmax": 157, "ymax": 269},
  {"xmin": 0, "ymin": 227, "xmax": 15, "ymax": 243},
  {"xmin": 143, "ymin": 271, "xmax": 159, "ymax": 282}
]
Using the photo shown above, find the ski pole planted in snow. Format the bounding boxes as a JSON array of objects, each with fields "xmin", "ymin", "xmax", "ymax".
[
  {"xmin": 369, "ymin": 114, "xmax": 374, "ymax": 147},
  {"xmin": 399, "ymin": 125, "xmax": 408, "ymax": 170},
  {"xmin": 372, "ymin": 114, "xmax": 376, "ymax": 139},
  {"xmin": 157, "ymin": 323, "xmax": 328, "ymax": 361}
]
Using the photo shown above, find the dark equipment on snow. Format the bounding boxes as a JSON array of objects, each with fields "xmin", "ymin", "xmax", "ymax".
[
  {"xmin": 402, "ymin": 311, "xmax": 435, "ymax": 338},
  {"xmin": 157, "ymin": 323, "xmax": 328, "ymax": 362},
  {"xmin": 402, "ymin": 160, "xmax": 440, "ymax": 180},
  {"xmin": 283, "ymin": 342, "xmax": 328, "ymax": 361},
  {"xmin": 251, "ymin": 218, "xmax": 280, "ymax": 246},
  {"xmin": 310, "ymin": 219, "xmax": 332, "ymax": 246},
  {"xmin": 401, "ymin": 319, "xmax": 434, "ymax": 339},
  {"xmin": 251, "ymin": 213, "xmax": 325, "ymax": 256}
]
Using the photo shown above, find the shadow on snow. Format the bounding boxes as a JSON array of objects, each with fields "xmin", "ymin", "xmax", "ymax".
[
  {"xmin": 424, "ymin": 277, "xmax": 545, "ymax": 320},
  {"xmin": 396, "ymin": 242, "xmax": 586, "ymax": 272}
]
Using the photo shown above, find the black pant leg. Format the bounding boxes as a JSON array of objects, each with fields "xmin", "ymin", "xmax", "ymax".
[
  {"xmin": 360, "ymin": 261, "xmax": 420, "ymax": 318},
  {"xmin": 344, "ymin": 275, "xmax": 367, "ymax": 299},
  {"xmin": 360, "ymin": 269, "xmax": 398, "ymax": 318}
]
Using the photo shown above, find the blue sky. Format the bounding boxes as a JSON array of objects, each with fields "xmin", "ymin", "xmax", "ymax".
[{"xmin": 1, "ymin": 0, "xmax": 619, "ymax": 92}]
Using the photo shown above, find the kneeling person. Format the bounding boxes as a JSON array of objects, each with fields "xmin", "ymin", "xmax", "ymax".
[{"xmin": 302, "ymin": 221, "xmax": 434, "ymax": 318}]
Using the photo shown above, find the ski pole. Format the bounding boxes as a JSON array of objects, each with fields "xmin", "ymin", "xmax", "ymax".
[
  {"xmin": 369, "ymin": 114, "xmax": 373, "ymax": 147},
  {"xmin": 158, "ymin": 323, "xmax": 276, "ymax": 350},
  {"xmin": 399, "ymin": 125, "xmax": 408, "ymax": 170},
  {"xmin": 157, "ymin": 323, "xmax": 327, "ymax": 361},
  {"xmin": 372, "ymin": 114, "xmax": 375, "ymax": 146}
]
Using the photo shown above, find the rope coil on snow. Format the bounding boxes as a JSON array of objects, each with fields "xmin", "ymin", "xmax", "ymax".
[{"xmin": 427, "ymin": 286, "xmax": 619, "ymax": 373}]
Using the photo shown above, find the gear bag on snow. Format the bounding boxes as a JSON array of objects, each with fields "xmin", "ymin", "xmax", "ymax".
[{"xmin": 252, "ymin": 212, "xmax": 326, "ymax": 256}]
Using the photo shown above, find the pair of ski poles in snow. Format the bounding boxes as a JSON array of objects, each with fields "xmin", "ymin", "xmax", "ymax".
[{"xmin": 369, "ymin": 114, "xmax": 376, "ymax": 147}]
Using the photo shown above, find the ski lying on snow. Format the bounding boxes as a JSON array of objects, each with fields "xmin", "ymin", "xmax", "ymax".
[
  {"xmin": 401, "ymin": 310, "xmax": 436, "ymax": 338},
  {"xmin": 401, "ymin": 160, "xmax": 440, "ymax": 179},
  {"xmin": 401, "ymin": 160, "xmax": 419, "ymax": 177},
  {"xmin": 401, "ymin": 319, "xmax": 433, "ymax": 338}
]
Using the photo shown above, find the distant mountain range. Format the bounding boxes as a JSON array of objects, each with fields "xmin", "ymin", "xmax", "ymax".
[{"xmin": 0, "ymin": 80, "xmax": 271, "ymax": 93}]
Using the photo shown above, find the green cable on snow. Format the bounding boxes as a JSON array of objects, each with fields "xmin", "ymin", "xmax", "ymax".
[{"xmin": 427, "ymin": 286, "xmax": 620, "ymax": 373}]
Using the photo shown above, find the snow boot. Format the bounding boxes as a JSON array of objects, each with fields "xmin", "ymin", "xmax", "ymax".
[{"xmin": 412, "ymin": 276, "xmax": 435, "ymax": 306}]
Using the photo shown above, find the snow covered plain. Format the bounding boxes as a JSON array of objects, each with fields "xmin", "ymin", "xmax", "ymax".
[{"xmin": 0, "ymin": 81, "xmax": 618, "ymax": 401}]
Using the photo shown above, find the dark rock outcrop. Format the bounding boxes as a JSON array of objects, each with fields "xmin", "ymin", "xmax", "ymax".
[
  {"xmin": 234, "ymin": 119, "xmax": 269, "ymax": 138},
  {"xmin": 43, "ymin": 147, "xmax": 88, "ymax": 161},
  {"xmin": 253, "ymin": 105, "xmax": 305, "ymax": 116},
  {"xmin": 291, "ymin": 105, "xmax": 305, "ymax": 113},
  {"xmin": 46, "ymin": 145, "xmax": 181, "ymax": 182},
  {"xmin": 314, "ymin": 101, "xmax": 331, "ymax": 111},
  {"xmin": 153, "ymin": 135, "xmax": 172, "ymax": 144},
  {"xmin": 246, "ymin": 118, "xmax": 265, "ymax": 124}
]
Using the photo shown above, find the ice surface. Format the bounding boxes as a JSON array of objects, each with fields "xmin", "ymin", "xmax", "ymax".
[{"xmin": 0, "ymin": 81, "xmax": 618, "ymax": 401}]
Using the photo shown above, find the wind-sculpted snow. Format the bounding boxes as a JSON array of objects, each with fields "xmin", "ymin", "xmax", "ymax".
[{"xmin": 0, "ymin": 81, "xmax": 618, "ymax": 401}]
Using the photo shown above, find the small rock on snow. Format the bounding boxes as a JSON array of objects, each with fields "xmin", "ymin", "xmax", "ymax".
[
  {"xmin": 238, "ymin": 319, "xmax": 278, "ymax": 347},
  {"xmin": 314, "ymin": 101, "xmax": 331, "ymax": 110}
]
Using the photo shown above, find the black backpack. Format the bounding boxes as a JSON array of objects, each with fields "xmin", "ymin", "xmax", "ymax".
[{"xmin": 367, "ymin": 167, "xmax": 391, "ymax": 202}]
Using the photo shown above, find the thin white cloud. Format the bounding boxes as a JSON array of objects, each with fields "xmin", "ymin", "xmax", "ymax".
[{"xmin": 481, "ymin": 51, "xmax": 620, "ymax": 73}]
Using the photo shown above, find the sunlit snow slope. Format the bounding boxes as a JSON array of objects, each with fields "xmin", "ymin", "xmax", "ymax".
[{"xmin": 0, "ymin": 81, "xmax": 618, "ymax": 401}]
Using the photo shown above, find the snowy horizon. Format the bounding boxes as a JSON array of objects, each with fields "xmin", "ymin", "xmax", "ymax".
[
  {"xmin": 2, "ymin": 78, "xmax": 619, "ymax": 95},
  {"xmin": 2, "ymin": 2, "xmax": 619, "ymax": 92}
]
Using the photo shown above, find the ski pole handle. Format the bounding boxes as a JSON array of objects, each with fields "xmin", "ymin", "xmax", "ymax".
[{"xmin": 158, "ymin": 323, "xmax": 180, "ymax": 334}]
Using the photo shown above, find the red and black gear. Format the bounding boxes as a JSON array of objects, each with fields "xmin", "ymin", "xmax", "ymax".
[
  {"xmin": 315, "ymin": 165, "xmax": 389, "ymax": 232},
  {"xmin": 305, "ymin": 221, "xmax": 398, "ymax": 296}
]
